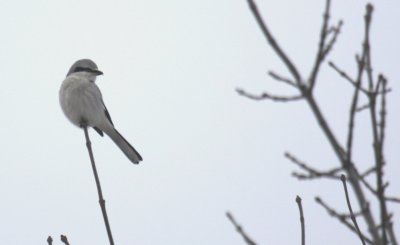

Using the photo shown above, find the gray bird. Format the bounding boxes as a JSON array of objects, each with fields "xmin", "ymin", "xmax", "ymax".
[{"xmin": 59, "ymin": 59, "xmax": 142, "ymax": 164}]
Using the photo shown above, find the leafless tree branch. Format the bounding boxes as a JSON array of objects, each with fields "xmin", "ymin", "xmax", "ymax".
[
  {"xmin": 309, "ymin": 0, "xmax": 342, "ymax": 90},
  {"xmin": 236, "ymin": 88, "xmax": 303, "ymax": 102},
  {"xmin": 239, "ymin": 0, "xmax": 397, "ymax": 243},
  {"xmin": 388, "ymin": 222, "xmax": 398, "ymax": 245},
  {"xmin": 226, "ymin": 212, "xmax": 257, "ymax": 245},
  {"xmin": 285, "ymin": 152, "xmax": 342, "ymax": 180},
  {"xmin": 361, "ymin": 5, "xmax": 390, "ymax": 243},
  {"xmin": 322, "ymin": 21, "xmax": 343, "ymax": 57},
  {"xmin": 328, "ymin": 62, "xmax": 369, "ymax": 94},
  {"xmin": 61, "ymin": 235, "xmax": 70, "ymax": 245},
  {"xmin": 341, "ymin": 175, "xmax": 366, "ymax": 245},
  {"xmin": 246, "ymin": 0, "xmax": 302, "ymax": 84},
  {"xmin": 315, "ymin": 197, "xmax": 373, "ymax": 244},
  {"xmin": 268, "ymin": 71, "xmax": 298, "ymax": 88},
  {"xmin": 296, "ymin": 196, "xmax": 305, "ymax": 245},
  {"xmin": 83, "ymin": 126, "xmax": 115, "ymax": 245}
]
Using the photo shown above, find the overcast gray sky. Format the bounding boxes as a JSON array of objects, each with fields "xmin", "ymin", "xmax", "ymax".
[{"xmin": 0, "ymin": 0, "xmax": 398, "ymax": 244}]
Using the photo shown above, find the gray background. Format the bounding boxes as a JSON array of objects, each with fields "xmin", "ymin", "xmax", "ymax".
[{"xmin": 0, "ymin": 0, "xmax": 398, "ymax": 244}]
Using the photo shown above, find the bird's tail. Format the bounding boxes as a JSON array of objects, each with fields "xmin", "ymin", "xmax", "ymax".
[{"xmin": 104, "ymin": 127, "xmax": 142, "ymax": 164}]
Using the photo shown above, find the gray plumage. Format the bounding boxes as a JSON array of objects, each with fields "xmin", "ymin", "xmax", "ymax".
[{"xmin": 59, "ymin": 59, "xmax": 142, "ymax": 164}]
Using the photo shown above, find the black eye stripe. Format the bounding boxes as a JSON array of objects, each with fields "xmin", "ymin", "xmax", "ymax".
[{"xmin": 74, "ymin": 67, "xmax": 95, "ymax": 73}]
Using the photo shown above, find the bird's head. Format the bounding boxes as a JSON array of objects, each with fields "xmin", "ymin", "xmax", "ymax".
[{"xmin": 66, "ymin": 59, "xmax": 103, "ymax": 81}]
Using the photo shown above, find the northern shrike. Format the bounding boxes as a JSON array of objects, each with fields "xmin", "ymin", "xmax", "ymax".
[{"xmin": 59, "ymin": 59, "xmax": 142, "ymax": 164}]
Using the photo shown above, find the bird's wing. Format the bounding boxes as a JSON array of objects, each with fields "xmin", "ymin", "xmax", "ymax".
[
  {"xmin": 89, "ymin": 81, "xmax": 114, "ymax": 136},
  {"xmin": 102, "ymin": 100, "xmax": 114, "ymax": 126},
  {"xmin": 93, "ymin": 102, "xmax": 113, "ymax": 137},
  {"xmin": 93, "ymin": 127, "xmax": 104, "ymax": 136}
]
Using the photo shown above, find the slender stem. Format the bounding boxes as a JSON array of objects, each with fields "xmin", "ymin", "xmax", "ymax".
[
  {"xmin": 315, "ymin": 197, "xmax": 373, "ymax": 244},
  {"xmin": 341, "ymin": 175, "xmax": 366, "ymax": 245},
  {"xmin": 309, "ymin": 0, "xmax": 331, "ymax": 89},
  {"xmin": 388, "ymin": 222, "xmax": 398, "ymax": 245},
  {"xmin": 247, "ymin": 0, "xmax": 302, "ymax": 84},
  {"xmin": 306, "ymin": 95, "xmax": 380, "ymax": 242},
  {"xmin": 361, "ymin": 4, "xmax": 389, "ymax": 243},
  {"xmin": 47, "ymin": 236, "xmax": 53, "ymax": 245},
  {"xmin": 83, "ymin": 126, "xmax": 115, "ymax": 245},
  {"xmin": 60, "ymin": 235, "xmax": 70, "ymax": 245},
  {"xmin": 226, "ymin": 212, "xmax": 257, "ymax": 245},
  {"xmin": 296, "ymin": 196, "xmax": 305, "ymax": 245}
]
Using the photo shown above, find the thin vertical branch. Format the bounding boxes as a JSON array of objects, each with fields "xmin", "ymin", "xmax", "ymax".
[
  {"xmin": 315, "ymin": 197, "xmax": 373, "ymax": 244},
  {"xmin": 341, "ymin": 175, "xmax": 366, "ymax": 245},
  {"xmin": 361, "ymin": 4, "xmax": 389, "ymax": 243},
  {"xmin": 296, "ymin": 196, "xmax": 305, "ymax": 245},
  {"xmin": 309, "ymin": 0, "xmax": 331, "ymax": 89},
  {"xmin": 387, "ymin": 222, "xmax": 398, "ymax": 245},
  {"xmin": 83, "ymin": 126, "xmax": 115, "ymax": 245},
  {"xmin": 378, "ymin": 75, "xmax": 387, "ymax": 147},
  {"xmin": 345, "ymin": 49, "xmax": 367, "ymax": 164},
  {"xmin": 226, "ymin": 212, "xmax": 257, "ymax": 245},
  {"xmin": 47, "ymin": 236, "xmax": 53, "ymax": 245}
]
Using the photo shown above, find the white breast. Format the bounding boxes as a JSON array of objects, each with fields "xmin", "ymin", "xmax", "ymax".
[{"xmin": 59, "ymin": 74, "xmax": 105, "ymax": 128}]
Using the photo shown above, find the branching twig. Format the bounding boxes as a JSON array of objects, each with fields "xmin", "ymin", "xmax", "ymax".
[
  {"xmin": 296, "ymin": 196, "xmax": 305, "ymax": 245},
  {"xmin": 315, "ymin": 197, "xmax": 373, "ymax": 244},
  {"xmin": 309, "ymin": 0, "xmax": 341, "ymax": 90},
  {"xmin": 236, "ymin": 88, "xmax": 303, "ymax": 102},
  {"xmin": 246, "ymin": 0, "xmax": 302, "ymax": 84},
  {"xmin": 285, "ymin": 152, "xmax": 341, "ymax": 180},
  {"xmin": 268, "ymin": 71, "xmax": 298, "ymax": 88},
  {"xmin": 328, "ymin": 62, "xmax": 369, "ymax": 94},
  {"xmin": 322, "ymin": 20, "xmax": 343, "ymax": 57},
  {"xmin": 355, "ymin": 171, "xmax": 400, "ymax": 203},
  {"xmin": 83, "ymin": 126, "xmax": 115, "ymax": 245},
  {"xmin": 361, "ymin": 5, "xmax": 390, "ymax": 243},
  {"xmin": 341, "ymin": 175, "xmax": 366, "ymax": 245},
  {"xmin": 356, "ymin": 104, "xmax": 370, "ymax": 112},
  {"xmin": 226, "ymin": 212, "xmax": 257, "ymax": 245},
  {"xmin": 242, "ymin": 0, "xmax": 395, "ymax": 243}
]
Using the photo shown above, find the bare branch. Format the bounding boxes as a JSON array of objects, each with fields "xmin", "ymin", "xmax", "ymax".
[
  {"xmin": 315, "ymin": 197, "xmax": 373, "ymax": 244},
  {"xmin": 378, "ymin": 75, "xmax": 387, "ymax": 154},
  {"xmin": 47, "ymin": 236, "xmax": 53, "ymax": 245},
  {"xmin": 247, "ymin": 0, "xmax": 302, "ymax": 84},
  {"xmin": 296, "ymin": 196, "xmax": 305, "ymax": 245},
  {"xmin": 328, "ymin": 62, "xmax": 369, "ymax": 94},
  {"xmin": 236, "ymin": 88, "xmax": 303, "ymax": 102},
  {"xmin": 361, "ymin": 167, "xmax": 376, "ymax": 178},
  {"xmin": 285, "ymin": 152, "xmax": 341, "ymax": 180},
  {"xmin": 242, "ymin": 1, "xmax": 395, "ymax": 243},
  {"xmin": 322, "ymin": 20, "xmax": 343, "ymax": 57},
  {"xmin": 61, "ymin": 235, "xmax": 70, "ymax": 245},
  {"xmin": 226, "ymin": 212, "xmax": 257, "ymax": 245},
  {"xmin": 268, "ymin": 71, "xmax": 298, "ymax": 88},
  {"xmin": 356, "ymin": 172, "xmax": 400, "ymax": 203},
  {"xmin": 388, "ymin": 222, "xmax": 398, "ymax": 245},
  {"xmin": 345, "ymin": 67, "xmax": 363, "ymax": 164},
  {"xmin": 356, "ymin": 104, "xmax": 370, "ymax": 112},
  {"xmin": 309, "ymin": 0, "xmax": 339, "ymax": 90},
  {"xmin": 83, "ymin": 126, "xmax": 115, "ymax": 245},
  {"xmin": 361, "ymin": 5, "xmax": 390, "ymax": 242},
  {"xmin": 341, "ymin": 175, "xmax": 366, "ymax": 245}
]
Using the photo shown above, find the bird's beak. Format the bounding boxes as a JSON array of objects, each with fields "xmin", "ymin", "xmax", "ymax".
[{"xmin": 94, "ymin": 70, "xmax": 104, "ymax": 76}]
